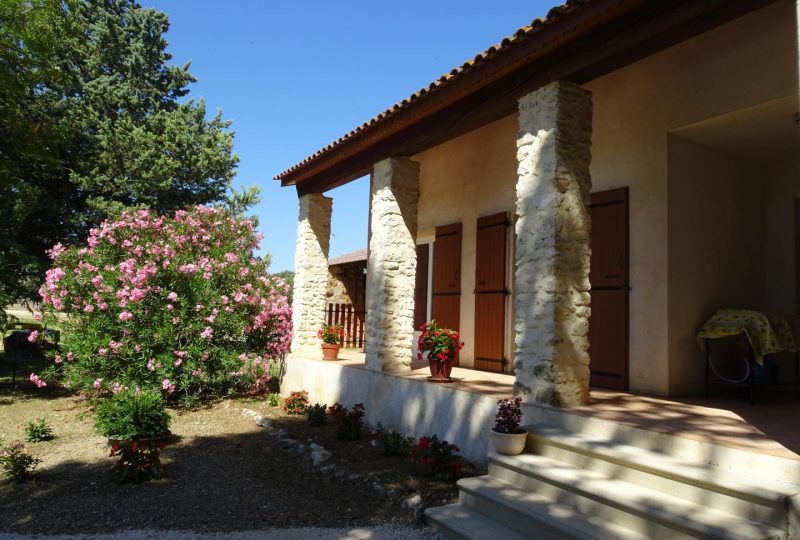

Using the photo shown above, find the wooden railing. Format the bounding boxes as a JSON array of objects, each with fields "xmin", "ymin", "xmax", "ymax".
[{"xmin": 326, "ymin": 303, "xmax": 366, "ymax": 349}]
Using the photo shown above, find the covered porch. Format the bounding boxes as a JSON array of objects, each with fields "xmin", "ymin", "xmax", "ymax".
[{"xmin": 284, "ymin": 350, "xmax": 800, "ymax": 464}]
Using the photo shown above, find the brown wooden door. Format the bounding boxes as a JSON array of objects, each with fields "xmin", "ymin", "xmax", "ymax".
[
  {"xmin": 432, "ymin": 223, "xmax": 462, "ymax": 365},
  {"xmin": 474, "ymin": 212, "xmax": 508, "ymax": 373},
  {"xmin": 589, "ymin": 187, "xmax": 629, "ymax": 390}
]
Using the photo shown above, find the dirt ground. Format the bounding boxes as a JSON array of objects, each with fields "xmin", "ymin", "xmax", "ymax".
[{"xmin": 0, "ymin": 389, "xmax": 479, "ymax": 535}]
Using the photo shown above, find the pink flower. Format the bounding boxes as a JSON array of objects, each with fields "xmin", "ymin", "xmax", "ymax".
[
  {"xmin": 166, "ymin": 304, "xmax": 174, "ymax": 311},
  {"xmin": 162, "ymin": 379, "xmax": 175, "ymax": 394},
  {"xmin": 54, "ymin": 355, "xmax": 62, "ymax": 364},
  {"xmin": 119, "ymin": 311, "xmax": 133, "ymax": 321},
  {"xmin": 98, "ymin": 348, "xmax": 108, "ymax": 356},
  {"xmin": 147, "ymin": 358, "xmax": 157, "ymax": 372},
  {"xmin": 83, "ymin": 304, "xmax": 94, "ymax": 313},
  {"xmin": 93, "ymin": 378, "xmax": 103, "ymax": 389},
  {"xmin": 200, "ymin": 326, "xmax": 213, "ymax": 339},
  {"xmin": 29, "ymin": 373, "xmax": 46, "ymax": 388},
  {"xmin": 27, "ymin": 331, "xmax": 38, "ymax": 343},
  {"xmin": 66, "ymin": 351, "xmax": 74, "ymax": 362},
  {"xmin": 167, "ymin": 291, "xmax": 178, "ymax": 301}
]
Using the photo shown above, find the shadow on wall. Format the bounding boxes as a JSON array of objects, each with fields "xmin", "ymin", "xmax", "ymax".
[{"xmin": 281, "ymin": 356, "xmax": 498, "ymax": 465}]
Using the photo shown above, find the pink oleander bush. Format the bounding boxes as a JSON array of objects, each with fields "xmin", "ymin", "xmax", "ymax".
[{"xmin": 35, "ymin": 206, "xmax": 292, "ymax": 405}]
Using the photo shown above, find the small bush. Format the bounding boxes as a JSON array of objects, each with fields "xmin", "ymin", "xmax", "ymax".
[
  {"xmin": 411, "ymin": 435, "xmax": 463, "ymax": 480},
  {"xmin": 95, "ymin": 389, "xmax": 171, "ymax": 440},
  {"xmin": 328, "ymin": 402, "xmax": 365, "ymax": 441},
  {"xmin": 307, "ymin": 403, "xmax": 327, "ymax": 426},
  {"xmin": 266, "ymin": 393, "xmax": 281, "ymax": 407},
  {"xmin": 282, "ymin": 390, "xmax": 309, "ymax": 415},
  {"xmin": 108, "ymin": 440, "xmax": 164, "ymax": 483},
  {"xmin": 0, "ymin": 439, "xmax": 40, "ymax": 483},
  {"xmin": 25, "ymin": 418, "xmax": 54, "ymax": 442},
  {"xmin": 372, "ymin": 423, "xmax": 414, "ymax": 456},
  {"xmin": 494, "ymin": 396, "xmax": 524, "ymax": 434}
]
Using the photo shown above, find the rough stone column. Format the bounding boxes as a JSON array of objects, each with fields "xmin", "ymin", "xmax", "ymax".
[
  {"xmin": 291, "ymin": 193, "xmax": 333, "ymax": 354},
  {"xmin": 365, "ymin": 157, "xmax": 420, "ymax": 372},
  {"xmin": 514, "ymin": 81, "xmax": 592, "ymax": 407}
]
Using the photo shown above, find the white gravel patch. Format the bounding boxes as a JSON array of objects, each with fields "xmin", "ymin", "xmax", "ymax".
[{"xmin": 0, "ymin": 523, "xmax": 443, "ymax": 540}]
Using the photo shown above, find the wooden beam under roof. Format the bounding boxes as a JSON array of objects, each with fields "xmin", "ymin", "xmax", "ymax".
[{"xmin": 281, "ymin": 0, "xmax": 779, "ymax": 196}]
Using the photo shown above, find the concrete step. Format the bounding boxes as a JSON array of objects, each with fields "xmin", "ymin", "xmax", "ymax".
[
  {"xmin": 526, "ymin": 425, "xmax": 798, "ymax": 521},
  {"xmin": 483, "ymin": 454, "xmax": 786, "ymax": 539},
  {"xmin": 455, "ymin": 476, "xmax": 653, "ymax": 540},
  {"xmin": 520, "ymin": 403, "xmax": 800, "ymax": 483},
  {"xmin": 425, "ymin": 504, "xmax": 530, "ymax": 540}
]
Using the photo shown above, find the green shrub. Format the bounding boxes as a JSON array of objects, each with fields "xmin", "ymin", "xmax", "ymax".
[
  {"xmin": 411, "ymin": 435, "xmax": 463, "ymax": 480},
  {"xmin": 307, "ymin": 403, "xmax": 327, "ymax": 426},
  {"xmin": 328, "ymin": 402, "xmax": 365, "ymax": 441},
  {"xmin": 25, "ymin": 418, "xmax": 54, "ymax": 442},
  {"xmin": 282, "ymin": 390, "xmax": 309, "ymax": 415},
  {"xmin": 108, "ymin": 440, "xmax": 164, "ymax": 483},
  {"xmin": 95, "ymin": 389, "xmax": 171, "ymax": 440},
  {"xmin": 36, "ymin": 206, "xmax": 292, "ymax": 405},
  {"xmin": 266, "ymin": 393, "xmax": 281, "ymax": 407},
  {"xmin": 372, "ymin": 423, "xmax": 414, "ymax": 456},
  {"xmin": 0, "ymin": 438, "xmax": 40, "ymax": 483}
]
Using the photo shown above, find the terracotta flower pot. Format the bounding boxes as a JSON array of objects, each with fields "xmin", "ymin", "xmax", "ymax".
[
  {"xmin": 322, "ymin": 343, "xmax": 341, "ymax": 360},
  {"xmin": 490, "ymin": 429, "xmax": 528, "ymax": 455},
  {"xmin": 428, "ymin": 357, "xmax": 454, "ymax": 381}
]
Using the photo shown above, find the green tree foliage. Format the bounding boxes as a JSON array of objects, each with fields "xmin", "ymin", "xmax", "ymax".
[{"xmin": 0, "ymin": 0, "xmax": 247, "ymax": 317}]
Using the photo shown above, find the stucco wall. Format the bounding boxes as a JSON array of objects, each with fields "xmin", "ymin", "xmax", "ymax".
[
  {"xmin": 414, "ymin": 115, "xmax": 519, "ymax": 369},
  {"xmin": 585, "ymin": 0, "xmax": 797, "ymax": 394},
  {"xmin": 666, "ymin": 137, "xmax": 766, "ymax": 395},
  {"xmin": 410, "ymin": 1, "xmax": 797, "ymax": 395},
  {"xmin": 763, "ymin": 156, "xmax": 800, "ymax": 314}
]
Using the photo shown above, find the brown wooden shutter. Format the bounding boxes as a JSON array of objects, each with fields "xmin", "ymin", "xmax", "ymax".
[
  {"xmin": 414, "ymin": 244, "xmax": 429, "ymax": 330},
  {"xmin": 474, "ymin": 212, "xmax": 508, "ymax": 373},
  {"xmin": 432, "ymin": 223, "xmax": 462, "ymax": 365}
]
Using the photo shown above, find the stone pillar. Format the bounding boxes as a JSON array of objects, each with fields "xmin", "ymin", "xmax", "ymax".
[
  {"xmin": 291, "ymin": 193, "xmax": 333, "ymax": 354},
  {"xmin": 365, "ymin": 157, "xmax": 420, "ymax": 372},
  {"xmin": 514, "ymin": 81, "xmax": 592, "ymax": 407}
]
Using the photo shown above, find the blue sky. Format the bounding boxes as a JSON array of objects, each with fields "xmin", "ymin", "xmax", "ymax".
[{"xmin": 142, "ymin": 0, "xmax": 554, "ymax": 272}]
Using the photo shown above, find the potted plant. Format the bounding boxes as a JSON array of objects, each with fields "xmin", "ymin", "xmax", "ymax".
[
  {"xmin": 318, "ymin": 323, "xmax": 345, "ymax": 360},
  {"xmin": 490, "ymin": 396, "xmax": 527, "ymax": 455},
  {"xmin": 416, "ymin": 319, "xmax": 464, "ymax": 382}
]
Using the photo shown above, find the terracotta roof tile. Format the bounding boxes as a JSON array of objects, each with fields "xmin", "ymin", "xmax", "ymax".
[
  {"xmin": 275, "ymin": 0, "xmax": 592, "ymax": 183},
  {"xmin": 328, "ymin": 248, "xmax": 368, "ymax": 266}
]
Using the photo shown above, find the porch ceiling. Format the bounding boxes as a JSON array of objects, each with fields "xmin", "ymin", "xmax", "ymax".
[
  {"xmin": 672, "ymin": 94, "xmax": 800, "ymax": 164},
  {"xmin": 275, "ymin": 0, "xmax": 779, "ymax": 196}
]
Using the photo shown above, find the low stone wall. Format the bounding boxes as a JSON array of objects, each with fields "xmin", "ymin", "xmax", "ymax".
[{"xmin": 281, "ymin": 354, "xmax": 497, "ymax": 465}]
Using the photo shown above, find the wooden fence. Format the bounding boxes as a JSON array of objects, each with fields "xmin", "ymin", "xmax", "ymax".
[{"xmin": 326, "ymin": 303, "xmax": 366, "ymax": 349}]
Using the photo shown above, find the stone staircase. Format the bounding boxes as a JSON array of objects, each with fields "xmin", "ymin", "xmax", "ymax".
[{"xmin": 426, "ymin": 419, "xmax": 800, "ymax": 539}]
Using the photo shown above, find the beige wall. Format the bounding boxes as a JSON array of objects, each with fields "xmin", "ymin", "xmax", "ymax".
[
  {"xmin": 414, "ymin": 115, "xmax": 518, "ymax": 368},
  {"xmin": 666, "ymin": 137, "xmax": 766, "ymax": 395},
  {"xmin": 764, "ymin": 156, "xmax": 800, "ymax": 314},
  {"xmin": 409, "ymin": 0, "xmax": 798, "ymax": 394},
  {"xmin": 585, "ymin": 0, "xmax": 797, "ymax": 394}
]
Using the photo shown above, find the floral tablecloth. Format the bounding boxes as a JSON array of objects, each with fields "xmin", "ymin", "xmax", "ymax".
[{"xmin": 696, "ymin": 309, "xmax": 800, "ymax": 365}]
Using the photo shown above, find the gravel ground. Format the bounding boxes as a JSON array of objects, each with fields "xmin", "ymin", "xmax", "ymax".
[
  {"xmin": 0, "ymin": 391, "xmax": 466, "ymax": 537},
  {"xmin": 0, "ymin": 523, "xmax": 442, "ymax": 540}
]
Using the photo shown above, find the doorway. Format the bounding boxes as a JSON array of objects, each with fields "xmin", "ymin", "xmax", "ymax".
[{"xmin": 589, "ymin": 187, "xmax": 630, "ymax": 390}]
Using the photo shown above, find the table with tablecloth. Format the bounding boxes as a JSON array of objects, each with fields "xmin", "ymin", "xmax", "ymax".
[{"xmin": 697, "ymin": 309, "xmax": 800, "ymax": 401}]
